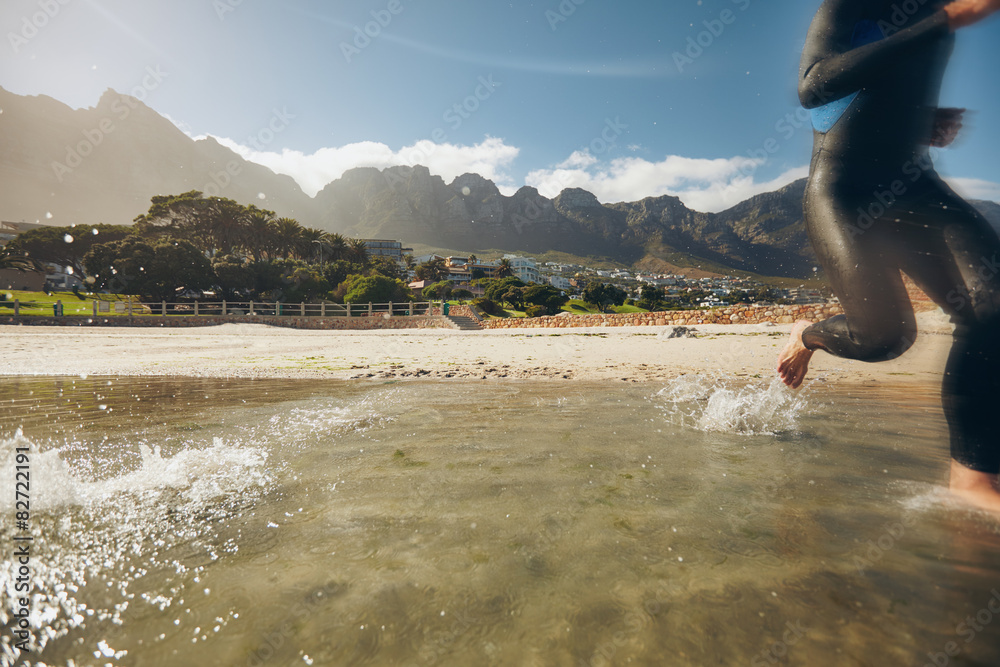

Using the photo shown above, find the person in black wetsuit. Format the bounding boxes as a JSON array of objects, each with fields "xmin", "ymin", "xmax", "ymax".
[{"xmin": 777, "ymin": 0, "xmax": 1000, "ymax": 513}]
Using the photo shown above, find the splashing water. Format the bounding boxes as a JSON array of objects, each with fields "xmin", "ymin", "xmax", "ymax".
[
  {"xmin": 656, "ymin": 375, "xmax": 811, "ymax": 435},
  {"xmin": 0, "ymin": 431, "xmax": 271, "ymax": 662}
]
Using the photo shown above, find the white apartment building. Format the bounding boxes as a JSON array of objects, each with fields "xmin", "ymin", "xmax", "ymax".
[{"xmin": 503, "ymin": 255, "xmax": 541, "ymax": 284}]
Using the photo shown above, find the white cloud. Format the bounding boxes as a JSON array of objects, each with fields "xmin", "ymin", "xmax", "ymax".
[
  {"xmin": 947, "ymin": 177, "xmax": 1000, "ymax": 203},
  {"xmin": 202, "ymin": 135, "xmax": 520, "ymax": 197},
  {"xmin": 525, "ymin": 151, "xmax": 809, "ymax": 212}
]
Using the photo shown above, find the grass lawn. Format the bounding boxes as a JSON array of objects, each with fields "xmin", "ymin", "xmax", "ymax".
[
  {"xmin": 561, "ymin": 299, "xmax": 648, "ymax": 315},
  {"xmin": 0, "ymin": 290, "xmax": 139, "ymax": 317}
]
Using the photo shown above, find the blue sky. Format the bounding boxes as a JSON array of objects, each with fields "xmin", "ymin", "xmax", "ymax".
[{"xmin": 3, "ymin": 0, "xmax": 999, "ymax": 211}]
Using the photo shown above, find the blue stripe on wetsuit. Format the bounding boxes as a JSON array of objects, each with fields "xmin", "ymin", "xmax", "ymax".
[{"xmin": 810, "ymin": 20, "xmax": 887, "ymax": 133}]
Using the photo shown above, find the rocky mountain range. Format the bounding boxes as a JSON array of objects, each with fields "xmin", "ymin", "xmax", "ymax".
[{"xmin": 3, "ymin": 86, "xmax": 998, "ymax": 280}]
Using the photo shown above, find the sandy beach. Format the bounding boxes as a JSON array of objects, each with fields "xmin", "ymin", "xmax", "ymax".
[{"xmin": 0, "ymin": 311, "xmax": 956, "ymax": 385}]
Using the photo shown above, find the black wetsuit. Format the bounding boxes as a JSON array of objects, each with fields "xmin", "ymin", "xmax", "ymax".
[{"xmin": 800, "ymin": 0, "xmax": 1000, "ymax": 472}]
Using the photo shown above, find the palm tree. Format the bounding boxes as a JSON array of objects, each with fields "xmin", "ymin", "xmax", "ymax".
[
  {"xmin": 245, "ymin": 208, "xmax": 276, "ymax": 261},
  {"xmin": 270, "ymin": 218, "xmax": 303, "ymax": 259},
  {"xmin": 497, "ymin": 258, "xmax": 514, "ymax": 278},
  {"xmin": 348, "ymin": 238, "xmax": 369, "ymax": 265},
  {"xmin": 325, "ymin": 233, "xmax": 349, "ymax": 262},
  {"xmin": 468, "ymin": 254, "xmax": 477, "ymax": 267},
  {"xmin": 299, "ymin": 227, "xmax": 326, "ymax": 263}
]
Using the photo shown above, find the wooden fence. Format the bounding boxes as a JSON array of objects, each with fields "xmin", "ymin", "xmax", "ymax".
[{"xmin": 6, "ymin": 299, "xmax": 444, "ymax": 319}]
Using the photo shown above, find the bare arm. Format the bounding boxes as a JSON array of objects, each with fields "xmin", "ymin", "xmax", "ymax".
[{"xmin": 944, "ymin": 0, "xmax": 1000, "ymax": 29}]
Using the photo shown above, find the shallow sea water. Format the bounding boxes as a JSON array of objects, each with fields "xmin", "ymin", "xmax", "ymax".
[{"xmin": 2, "ymin": 376, "xmax": 1000, "ymax": 667}]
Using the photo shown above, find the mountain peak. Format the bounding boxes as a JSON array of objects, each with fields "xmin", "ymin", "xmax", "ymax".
[{"xmin": 554, "ymin": 188, "xmax": 601, "ymax": 209}]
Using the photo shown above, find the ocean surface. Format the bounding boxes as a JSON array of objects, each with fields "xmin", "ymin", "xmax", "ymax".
[{"xmin": 2, "ymin": 375, "xmax": 1000, "ymax": 666}]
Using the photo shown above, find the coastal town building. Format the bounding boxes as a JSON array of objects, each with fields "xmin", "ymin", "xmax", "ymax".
[
  {"xmin": 362, "ymin": 239, "xmax": 411, "ymax": 264},
  {"xmin": 503, "ymin": 255, "xmax": 541, "ymax": 284},
  {"xmin": 1, "ymin": 267, "xmax": 46, "ymax": 291}
]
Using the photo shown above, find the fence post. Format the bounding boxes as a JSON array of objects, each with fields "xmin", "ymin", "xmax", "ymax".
[
  {"xmin": 368, "ymin": 302, "xmax": 372, "ymax": 316},
  {"xmin": 93, "ymin": 300, "xmax": 98, "ymax": 317},
  {"xmin": 194, "ymin": 301, "xmax": 199, "ymax": 316},
  {"xmin": 55, "ymin": 300, "xmax": 62, "ymax": 317},
  {"xmin": 346, "ymin": 302, "xmax": 351, "ymax": 318},
  {"xmin": 128, "ymin": 299, "xmax": 133, "ymax": 317},
  {"xmin": 162, "ymin": 300, "xmax": 167, "ymax": 317},
  {"xmin": 301, "ymin": 302, "xmax": 305, "ymax": 317},
  {"xmin": 13, "ymin": 300, "xmax": 18, "ymax": 317},
  {"xmin": 275, "ymin": 301, "xmax": 280, "ymax": 317},
  {"xmin": 249, "ymin": 300, "xmax": 254, "ymax": 315},
  {"xmin": 388, "ymin": 301, "xmax": 393, "ymax": 318},
  {"xmin": 409, "ymin": 301, "xmax": 414, "ymax": 317},
  {"xmin": 321, "ymin": 302, "xmax": 326, "ymax": 318},
  {"xmin": 222, "ymin": 300, "xmax": 227, "ymax": 316}
]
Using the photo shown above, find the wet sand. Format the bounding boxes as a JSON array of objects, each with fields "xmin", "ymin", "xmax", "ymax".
[{"xmin": 0, "ymin": 311, "xmax": 955, "ymax": 385}]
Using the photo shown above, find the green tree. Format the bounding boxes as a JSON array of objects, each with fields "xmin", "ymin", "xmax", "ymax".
[
  {"xmin": 211, "ymin": 254, "xmax": 254, "ymax": 300},
  {"xmin": 326, "ymin": 233, "xmax": 350, "ymax": 262},
  {"xmin": 342, "ymin": 274, "xmax": 412, "ymax": 304},
  {"xmin": 348, "ymin": 238, "xmax": 369, "ymax": 264},
  {"xmin": 133, "ymin": 191, "xmax": 253, "ymax": 255},
  {"xmin": 369, "ymin": 256, "xmax": 406, "ymax": 281},
  {"xmin": 245, "ymin": 207, "xmax": 277, "ymax": 261},
  {"xmin": 270, "ymin": 217, "xmax": 304, "ymax": 259},
  {"xmin": 496, "ymin": 257, "xmax": 514, "ymax": 278},
  {"xmin": 270, "ymin": 259, "xmax": 330, "ymax": 302},
  {"xmin": 3, "ymin": 224, "xmax": 132, "ymax": 273},
  {"xmin": 583, "ymin": 281, "xmax": 627, "ymax": 313},
  {"xmin": 523, "ymin": 284, "xmax": 569, "ymax": 315},
  {"xmin": 83, "ymin": 238, "xmax": 213, "ymax": 300},
  {"xmin": 324, "ymin": 260, "xmax": 368, "ymax": 291},
  {"xmin": 485, "ymin": 276, "xmax": 526, "ymax": 305},
  {"xmin": 415, "ymin": 257, "xmax": 448, "ymax": 282},
  {"xmin": 422, "ymin": 281, "xmax": 454, "ymax": 300},
  {"xmin": 637, "ymin": 284, "xmax": 666, "ymax": 312}
]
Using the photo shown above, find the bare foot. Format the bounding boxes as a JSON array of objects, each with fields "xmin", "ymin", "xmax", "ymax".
[
  {"xmin": 777, "ymin": 320, "xmax": 815, "ymax": 389},
  {"xmin": 949, "ymin": 459, "xmax": 1000, "ymax": 515}
]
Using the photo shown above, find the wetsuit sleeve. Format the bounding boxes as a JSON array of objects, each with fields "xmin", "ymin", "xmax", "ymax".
[{"xmin": 799, "ymin": 0, "xmax": 950, "ymax": 108}]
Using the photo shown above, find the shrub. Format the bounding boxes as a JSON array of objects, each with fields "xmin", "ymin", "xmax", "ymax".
[
  {"xmin": 526, "ymin": 305, "xmax": 547, "ymax": 318},
  {"xmin": 472, "ymin": 297, "xmax": 504, "ymax": 316}
]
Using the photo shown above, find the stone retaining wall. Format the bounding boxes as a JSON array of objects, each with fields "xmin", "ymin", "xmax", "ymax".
[
  {"xmin": 478, "ymin": 304, "xmax": 845, "ymax": 329},
  {"xmin": 0, "ymin": 314, "xmax": 453, "ymax": 331}
]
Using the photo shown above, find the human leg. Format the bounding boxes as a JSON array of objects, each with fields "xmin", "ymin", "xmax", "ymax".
[
  {"xmin": 778, "ymin": 183, "xmax": 917, "ymax": 388},
  {"xmin": 887, "ymin": 182, "xmax": 1000, "ymax": 509}
]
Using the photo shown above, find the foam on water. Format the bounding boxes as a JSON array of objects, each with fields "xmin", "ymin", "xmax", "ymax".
[
  {"xmin": 0, "ymin": 431, "xmax": 269, "ymax": 513},
  {"xmin": 656, "ymin": 375, "xmax": 811, "ymax": 435},
  {"xmin": 258, "ymin": 386, "xmax": 402, "ymax": 445},
  {"xmin": 1, "ymin": 430, "xmax": 271, "ymax": 662}
]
